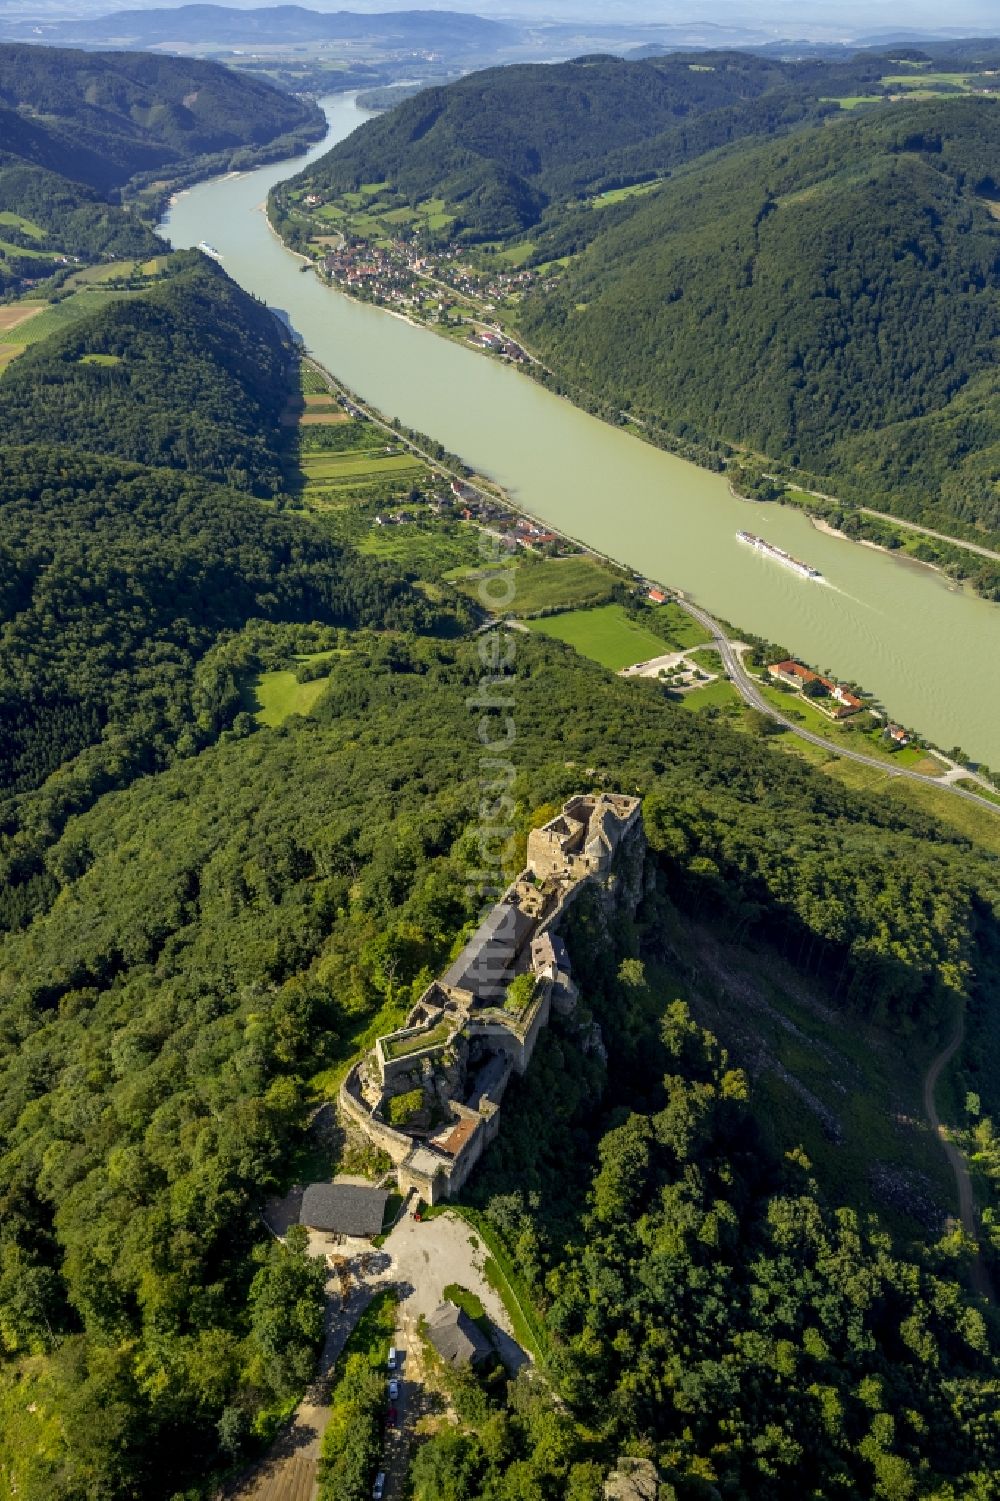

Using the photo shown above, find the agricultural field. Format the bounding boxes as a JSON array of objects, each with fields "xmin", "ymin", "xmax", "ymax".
[
  {"xmin": 0, "ymin": 290, "xmax": 130, "ymax": 345},
  {"xmin": 0, "ymin": 302, "xmax": 45, "ymax": 334},
  {"xmin": 593, "ymin": 180, "xmax": 663, "ymax": 207},
  {"xmin": 525, "ymin": 601, "xmax": 674, "ymax": 671},
  {"xmin": 0, "ymin": 237, "xmax": 54, "ymax": 261},
  {"xmin": 0, "ymin": 211, "xmax": 45, "ymax": 238},
  {"xmin": 293, "ymin": 410, "xmax": 429, "ymax": 508},
  {"xmin": 358, "ymin": 517, "xmax": 482, "ymax": 576},
  {"xmin": 301, "ymin": 451, "xmax": 423, "ymax": 482},
  {"xmin": 826, "ymin": 66, "xmax": 998, "ymax": 111},
  {"xmin": 307, "ymin": 183, "xmax": 455, "ymax": 241},
  {"xmin": 449, "ymin": 553, "xmax": 619, "ymax": 616}
]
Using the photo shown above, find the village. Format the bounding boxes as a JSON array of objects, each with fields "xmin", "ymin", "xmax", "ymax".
[
  {"xmin": 315, "ymin": 234, "xmax": 537, "ymax": 361},
  {"xmin": 289, "ymin": 174, "xmax": 554, "ymax": 361}
]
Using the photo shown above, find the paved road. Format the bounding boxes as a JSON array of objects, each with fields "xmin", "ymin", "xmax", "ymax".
[
  {"xmin": 857, "ymin": 507, "xmax": 1000, "ymax": 565},
  {"xmin": 922, "ymin": 1009, "xmax": 994, "ymax": 1304},
  {"xmin": 788, "ymin": 483, "xmax": 1000, "ymax": 565},
  {"xmin": 675, "ymin": 596, "xmax": 1000, "ymax": 816}
]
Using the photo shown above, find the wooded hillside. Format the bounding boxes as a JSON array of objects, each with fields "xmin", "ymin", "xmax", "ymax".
[
  {"xmin": 292, "ymin": 51, "xmax": 848, "ymax": 239},
  {"xmin": 0, "ymin": 43, "xmax": 324, "ymax": 193},
  {"xmin": 520, "ymin": 97, "xmax": 1000, "ymax": 532}
]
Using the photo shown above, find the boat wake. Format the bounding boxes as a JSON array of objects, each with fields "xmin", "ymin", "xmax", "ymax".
[{"xmin": 816, "ymin": 576, "xmax": 883, "ymax": 612}]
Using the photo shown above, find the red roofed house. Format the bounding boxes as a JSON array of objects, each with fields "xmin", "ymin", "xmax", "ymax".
[
  {"xmin": 769, "ymin": 659, "xmax": 821, "ymax": 688},
  {"xmin": 647, "ymin": 587, "xmax": 667, "ymax": 604},
  {"xmin": 769, "ymin": 661, "xmax": 864, "ymax": 718}
]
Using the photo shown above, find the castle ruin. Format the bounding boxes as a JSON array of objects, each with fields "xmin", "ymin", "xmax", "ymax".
[{"xmin": 339, "ymin": 794, "xmax": 643, "ymax": 1204}]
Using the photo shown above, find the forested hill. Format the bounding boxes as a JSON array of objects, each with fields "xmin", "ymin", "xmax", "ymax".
[
  {"xmin": 291, "ymin": 51, "xmax": 850, "ymax": 238},
  {"xmin": 520, "ymin": 96, "xmax": 1000, "ymax": 533},
  {"xmin": 0, "ymin": 248, "xmax": 460, "ymax": 935},
  {"xmin": 0, "ymin": 43, "xmax": 324, "ymax": 193},
  {"xmin": 0, "ymin": 254, "xmax": 293, "ymax": 492}
]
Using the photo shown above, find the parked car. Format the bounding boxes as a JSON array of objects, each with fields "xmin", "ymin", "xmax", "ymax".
[
  {"xmin": 387, "ymin": 1346, "xmax": 398, "ymax": 1370},
  {"xmin": 373, "ymin": 1472, "xmax": 386, "ymax": 1501},
  {"xmin": 388, "ymin": 1379, "xmax": 399, "ymax": 1400},
  {"xmin": 387, "ymin": 1406, "xmax": 398, "ymax": 1425}
]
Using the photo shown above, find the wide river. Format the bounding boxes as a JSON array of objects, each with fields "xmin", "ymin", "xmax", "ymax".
[{"xmin": 163, "ymin": 93, "xmax": 1000, "ymax": 766}]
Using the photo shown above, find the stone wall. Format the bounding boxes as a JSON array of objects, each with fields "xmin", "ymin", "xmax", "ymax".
[{"xmin": 339, "ymin": 1065, "xmax": 414, "ymax": 1165}]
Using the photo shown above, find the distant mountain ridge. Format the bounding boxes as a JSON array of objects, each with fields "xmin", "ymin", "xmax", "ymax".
[{"xmin": 6, "ymin": 5, "xmax": 517, "ymax": 49}]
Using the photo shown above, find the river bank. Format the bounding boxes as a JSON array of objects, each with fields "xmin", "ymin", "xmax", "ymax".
[
  {"xmin": 809, "ymin": 515, "xmax": 946, "ymax": 577},
  {"xmin": 296, "ymin": 343, "xmax": 997, "ymax": 799},
  {"xmin": 159, "ymin": 91, "xmax": 1000, "ymax": 767},
  {"xmin": 267, "ymin": 165, "xmax": 1000, "ymax": 599}
]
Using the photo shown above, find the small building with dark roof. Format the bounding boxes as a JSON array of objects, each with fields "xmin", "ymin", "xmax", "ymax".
[
  {"xmin": 426, "ymin": 1302, "xmax": 493, "ymax": 1367},
  {"xmin": 300, "ymin": 1182, "xmax": 388, "ymax": 1238}
]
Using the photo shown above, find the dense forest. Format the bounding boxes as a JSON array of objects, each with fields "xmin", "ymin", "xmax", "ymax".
[
  {"xmin": 0, "ymin": 255, "xmax": 296, "ymax": 491},
  {"xmin": 413, "ymin": 958, "xmax": 1000, "ymax": 1499},
  {"xmin": 3, "ymin": 619, "xmax": 1000, "ymax": 1496},
  {"xmin": 287, "ymin": 50, "xmax": 862, "ymax": 239},
  {"xmin": 0, "ymin": 43, "xmax": 324, "ymax": 194},
  {"xmin": 2, "ymin": 51, "xmax": 1000, "ymax": 1498},
  {"xmin": 518, "ymin": 97, "xmax": 1000, "ymax": 535}
]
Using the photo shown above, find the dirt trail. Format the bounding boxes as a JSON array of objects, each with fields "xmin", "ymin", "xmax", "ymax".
[{"xmin": 923, "ymin": 1009, "xmax": 994, "ymax": 1303}]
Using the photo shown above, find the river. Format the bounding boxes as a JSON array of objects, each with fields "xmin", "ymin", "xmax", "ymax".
[{"xmin": 162, "ymin": 93, "xmax": 1000, "ymax": 767}]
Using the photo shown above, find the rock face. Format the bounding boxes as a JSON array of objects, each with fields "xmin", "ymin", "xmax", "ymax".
[
  {"xmin": 604, "ymin": 1457, "xmax": 660, "ymax": 1501},
  {"xmin": 341, "ymin": 794, "xmax": 645, "ymax": 1204}
]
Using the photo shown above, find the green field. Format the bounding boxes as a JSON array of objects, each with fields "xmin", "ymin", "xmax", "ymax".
[
  {"xmin": 681, "ymin": 678, "xmax": 741, "ymax": 712},
  {"xmin": 358, "ymin": 520, "xmax": 482, "ymax": 575},
  {"xmin": 491, "ymin": 240, "xmax": 537, "ymax": 266},
  {"xmin": 300, "ymin": 452, "xmax": 424, "ymax": 482},
  {"xmin": 0, "ymin": 290, "xmax": 129, "ymax": 345},
  {"xmin": 450, "ymin": 553, "xmax": 619, "ymax": 616},
  {"xmin": 594, "ymin": 180, "xmax": 662, "ymax": 207},
  {"xmin": 250, "ymin": 652, "xmax": 342, "ymax": 727},
  {"xmin": 0, "ymin": 237, "xmax": 54, "ymax": 261},
  {"xmin": 525, "ymin": 602, "xmax": 673, "ymax": 670},
  {"xmin": 0, "ymin": 211, "xmax": 45, "ymax": 238}
]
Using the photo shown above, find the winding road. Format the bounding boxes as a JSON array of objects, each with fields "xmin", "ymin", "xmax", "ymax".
[{"xmin": 675, "ymin": 597, "xmax": 1000, "ymax": 816}]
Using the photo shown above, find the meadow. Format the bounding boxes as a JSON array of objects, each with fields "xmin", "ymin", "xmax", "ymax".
[
  {"xmin": 249, "ymin": 650, "xmax": 344, "ymax": 727},
  {"xmin": 525, "ymin": 601, "xmax": 674, "ymax": 670},
  {"xmin": 449, "ymin": 553, "xmax": 619, "ymax": 617}
]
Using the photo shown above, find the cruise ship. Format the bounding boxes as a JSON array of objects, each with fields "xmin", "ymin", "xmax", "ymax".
[
  {"xmin": 197, "ymin": 240, "xmax": 223, "ymax": 262},
  {"xmin": 737, "ymin": 531, "xmax": 822, "ymax": 580}
]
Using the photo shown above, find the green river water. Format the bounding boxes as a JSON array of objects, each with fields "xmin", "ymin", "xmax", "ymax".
[{"xmin": 161, "ymin": 94, "xmax": 1000, "ymax": 767}]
